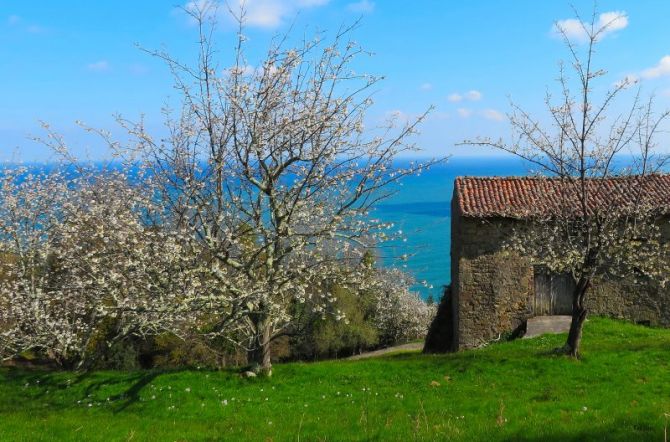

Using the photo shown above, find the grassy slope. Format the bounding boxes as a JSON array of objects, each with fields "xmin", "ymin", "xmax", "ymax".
[{"xmin": 1, "ymin": 318, "xmax": 670, "ymax": 441}]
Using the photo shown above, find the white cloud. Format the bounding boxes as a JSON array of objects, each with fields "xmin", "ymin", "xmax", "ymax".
[
  {"xmin": 640, "ymin": 55, "xmax": 670, "ymax": 79},
  {"xmin": 222, "ymin": 64, "xmax": 257, "ymax": 77},
  {"xmin": 7, "ymin": 15, "xmax": 46, "ymax": 33},
  {"xmin": 420, "ymin": 83, "xmax": 432, "ymax": 91},
  {"xmin": 481, "ymin": 109, "xmax": 505, "ymax": 122},
  {"xmin": 242, "ymin": 1, "xmax": 285, "ymax": 28},
  {"xmin": 623, "ymin": 55, "xmax": 670, "ymax": 86},
  {"xmin": 465, "ymin": 90, "xmax": 482, "ymax": 101},
  {"xmin": 87, "ymin": 60, "xmax": 110, "ymax": 72},
  {"xmin": 554, "ymin": 19, "xmax": 585, "ymax": 41},
  {"xmin": 182, "ymin": 0, "xmax": 330, "ymax": 30},
  {"xmin": 298, "ymin": 0, "xmax": 329, "ymax": 6},
  {"xmin": 599, "ymin": 11, "xmax": 628, "ymax": 33},
  {"xmin": 447, "ymin": 93, "xmax": 462, "ymax": 103},
  {"xmin": 613, "ymin": 73, "xmax": 639, "ymax": 89},
  {"xmin": 457, "ymin": 108, "xmax": 472, "ymax": 118},
  {"xmin": 448, "ymin": 90, "xmax": 481, "ymax": 102},
  {"xmin": 347, "ymin": 0, "xmax": 375, "ymax": 14},
  {"xmin": 553, "ymin": 10, "xmax": 628, "ymax": 43}
]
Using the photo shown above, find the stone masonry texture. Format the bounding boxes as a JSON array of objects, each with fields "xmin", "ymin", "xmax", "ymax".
[{"xmin": 450, "ymin": 185, "xmax": 670, "ymax": 350}]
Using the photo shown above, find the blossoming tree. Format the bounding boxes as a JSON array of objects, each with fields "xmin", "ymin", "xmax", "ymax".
[
  {"xmin": 104, "ymin": 4, "xmax": 439, "ymax": 373},
  {"xmin": 0, "ymin": 166, "xmax": 200, "ymax": 367},
  {"xmin": 465, "ymin": 8, "xmax": 670, "ymax": 356}
]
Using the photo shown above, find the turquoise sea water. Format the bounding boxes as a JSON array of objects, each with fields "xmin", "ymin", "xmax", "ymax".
[{"xmin": 375, "ymin": 156, "xmax": 530, "ymax": 300}]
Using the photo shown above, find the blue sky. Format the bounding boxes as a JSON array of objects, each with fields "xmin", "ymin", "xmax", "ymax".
[{"xmin": 2, "ymin": 0, "xmax": 670, "ymax": 161}]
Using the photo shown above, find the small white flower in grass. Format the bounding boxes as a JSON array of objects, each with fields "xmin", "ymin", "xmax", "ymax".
[
  {"xmin": 582, "ymin": 406, "xmax": 588, "ymax": 411},
  {"xmin": 185, "ymin": 387, "xmax": 191, "ymax": 393},
  {"xmin": 222, "ymin": 400, "xmax": 228, "ymax": 406}
]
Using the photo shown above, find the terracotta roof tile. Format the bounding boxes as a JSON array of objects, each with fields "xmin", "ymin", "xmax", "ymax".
[{"xmin": 455, "ymin": 175, "xmax": 670, "ymax": 218}]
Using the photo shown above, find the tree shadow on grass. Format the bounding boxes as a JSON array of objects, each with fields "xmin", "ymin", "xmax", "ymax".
[
  {"xmin": 0, "ymin": 367, "xmax": 71, "ymax": 396},
  {"xmin": 0, "ymin": 367, "xmax": 180, "ymax": 413},
  {"xmin": 80, "ymin": 371, "xmax": 164, "ymax": 412}
]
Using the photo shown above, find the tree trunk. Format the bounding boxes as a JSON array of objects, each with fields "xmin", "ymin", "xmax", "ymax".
[
  {"xmin": 563, "ymin": 277, "xmax": 590, "ymax": 357},
  {"xmin": 247, "ymin": 320, "xmax": 272, "ymax": 375}
]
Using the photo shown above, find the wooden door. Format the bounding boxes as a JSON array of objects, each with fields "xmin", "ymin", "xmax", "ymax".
[
  {"xmin": 550, "ymin": 273, "xmax": 574, "ymax": 314},
  {"xmin": 534, "ymin": 267, "xmax": 574, "ymax": 315},
  {"xmin": 534, "ymin": 270, "xmax": 552, "ymax": 315}
]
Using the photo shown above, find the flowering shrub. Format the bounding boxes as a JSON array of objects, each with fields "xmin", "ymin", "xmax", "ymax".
[
  {"xmin": 287, "ymin": 266, "xmax": 433, "ymax": 360},
  {"xmin": 369, "ymin": 269, "xmax": 435, "ymax": 346},
  {"xmin": 0, "ymin": 168, "xmax": 196, "ymax": 367}
]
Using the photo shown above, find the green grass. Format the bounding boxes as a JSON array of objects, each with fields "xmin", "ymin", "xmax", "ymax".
[{"xmin": 2, "ymin": 318, "xmax": 670, "ymax": 441}]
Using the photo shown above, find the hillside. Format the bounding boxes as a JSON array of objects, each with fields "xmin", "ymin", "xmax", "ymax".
[{"xmin": 1, "ymin": 318, "xmax": 669, "ymax": 441}]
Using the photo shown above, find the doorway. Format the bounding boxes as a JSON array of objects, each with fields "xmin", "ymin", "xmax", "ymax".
[{"xmin": 533, "ymin": 267, "xmax": 574, "ymax": 315}]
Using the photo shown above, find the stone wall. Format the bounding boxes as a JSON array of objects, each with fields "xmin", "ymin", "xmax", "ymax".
[
  {"xmin": 451, "ymin": 190, "xmax": 670, "ymax": 350},
  {"xmin": 451, "ymin": 201, "xmax": 533, "ymax": 349},
  {"xmin": 587, "ymin": 276, "xmax": 670, "ymax": 327}
]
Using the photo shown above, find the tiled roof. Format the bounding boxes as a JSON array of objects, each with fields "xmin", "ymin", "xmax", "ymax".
[{"xmin": 454, "ymin": 175, "xmax": 670, "ymax": 218}]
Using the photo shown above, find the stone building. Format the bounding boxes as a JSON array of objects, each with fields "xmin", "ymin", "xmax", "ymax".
[{"xmin": 449, "ymin": 175, "xmax": 670, "ymax": 350}]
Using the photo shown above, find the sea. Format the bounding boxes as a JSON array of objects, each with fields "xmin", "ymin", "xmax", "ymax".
[{"xmin": 376, "ymin": 156, "xmax": 530, "ymax": 301}]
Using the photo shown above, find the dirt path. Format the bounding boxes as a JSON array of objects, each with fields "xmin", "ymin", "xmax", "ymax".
[{"xmin": 346, "ymin": 342, "xmax": 423, "ymax": 360}]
